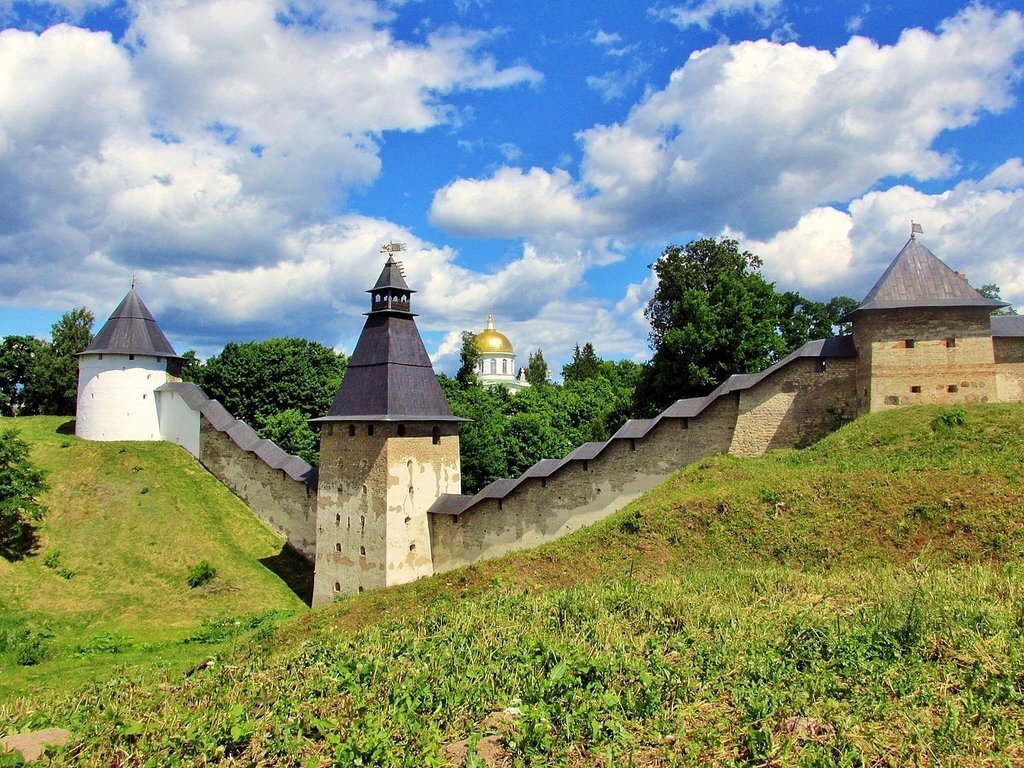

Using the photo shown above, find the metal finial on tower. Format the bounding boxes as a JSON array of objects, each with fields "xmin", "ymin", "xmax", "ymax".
[
  {"xmin": 911, "ymin": 221, "xmax": 923, "ymax": 239},
  {"xmin": 380, "ymin": 242, "xmax": 407, "ymax": 275},
  {"xmin": 130, "ymin": 270, "xmax": 140, "ymax": 288}
]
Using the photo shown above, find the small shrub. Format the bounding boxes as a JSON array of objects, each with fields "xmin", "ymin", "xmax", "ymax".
[
  {"xmin": 43, "ymin": 550, "xmax": 61, "ymax": 569},
  {"xmin": 932, "ymin": 406, "xmax": 968, "ymax": 432},
  {"xmin": 618, "ymin": 510, "xmax": 642, "ymax": 535},
  {"xmin": 187, "ymin": 561, "xmax": 217, "ymax": 589}
]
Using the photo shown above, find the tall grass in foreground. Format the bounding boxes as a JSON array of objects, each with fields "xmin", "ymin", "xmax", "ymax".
[{"xmin": 4, "ymin": 563, "xmax": 1024, "ymax": 766}]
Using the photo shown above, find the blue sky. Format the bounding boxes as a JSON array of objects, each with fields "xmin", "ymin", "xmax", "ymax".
[{"xmin": 1, "ymin": 0, "xmax": 1022, "ymax": 375}]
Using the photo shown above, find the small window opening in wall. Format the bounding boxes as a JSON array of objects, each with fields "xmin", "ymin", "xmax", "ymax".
[
  {"xmin": 325, "ymin": 424, "xmax": 333, "ymax": 436},
  {"xmin": 630, "ymin": 439, "xmax": 637, "ymax": 452},
  {"xmin": 905, "ymin": 339, "xmax": 915, "ymax": 349},
  {"xmin": 408, "ymin": 485, "xmax": 414, "ymax": 496},
  {"xmin": 497, "ymin": 499, "xmax": 503, "ymax": 511},
  {"xmin": 334, "ymin": 582, "xmax": 340, "ymax": 592},
  {"xmin": 157, "ymin": 357, "xmax": 162, "ymax": 363},
  {"xmin": 409, "ymin": 543, "xmax": 416, "ymax": 552},
  {"xmin": 142, "ymin": 393, "xmax": 147, "ymax": 399},
  {"xmin": 348, "ymin": 424, "xmax": 355, "ymax": 437},
  {"xmin": 947, "ymin": 384, "xmax": 959, "ymax": 393},
  {"xmin": 911, "ymin": 385, "xmax": 922, "ymax": 393},
  {"xmin": 397, "ymin": 424, "xmax": 406, "ymax": 436},
  {"xmin": 367, "ymin": 425, "xmax": 374, "ymax": 436},
  {"xmin": 335, "ymin": 513, "xmax": 341, "ymax": 525},
  {"xmin": 359, "ymin": 545, "xmax": 366, "ymax": 556},
  {"xmin": 358, "ymin": 586, "xmax": 364, "ymax": 593},
  {"xmin": 360, "ymin": 515, "xmax": 365, "ymax": 529},
  {"xmin": 432, "ymin": 426, "xmax": 441, "ymax": 445},
  {"xmin": 818, "ymin": 359, "xmax": 827, "ymax": 373},
  {"xmin": 362, "ymin": 485, "xmax": 367, "ymax": 495},
  {"xmin": 98, "ymin": 354, "xmax": 103, "ymax": 360},
  {"xmin": 583, "ymin": 460, "xmax": 589, "ymax": 472},
  {"xmin": 404, "ymin": 516, "xmax": 411, "ymax": 524},
  {"xmin": 335, "ymin": 543, "xmax": 341, "ymax": 552},
  {"xmin": 129, "ymin": 354, "xmax": 135, "ymax": 360},
  {"xmin": 541, "ymin": 478, "xmax": 547, "ymax": 488},
  {"xmin": 946, "ymin": 338, "xmax": 956, "ymax": 348},
  {"xmin": 347, "ymin": 517, "xmax": 350, "ymax": 530}
]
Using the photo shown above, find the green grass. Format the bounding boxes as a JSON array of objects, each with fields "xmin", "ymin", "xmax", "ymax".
[
  {"xmin": 0, "ymin": 416, "xmax": 307, "ymax": 700},
  {"xmin": 3, "ymin": 404, "xmax": 1024, "ymax": 765}
]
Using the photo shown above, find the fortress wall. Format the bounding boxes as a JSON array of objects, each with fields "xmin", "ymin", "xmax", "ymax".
[
  {"xmin": 429, "ymin": 395, "xmax": 739, "ymax": 573},
  {"xmin": 854, "ymin": 308, "xmax": 997, "ymax": 411},
  {"xmin": 731, "ymin": 357, "xmax": 859, "ymax": 456},
  {"xmin": 994, "ymin": 337, "xmax": 1024, "ymax": 402},
  {"xmin": 199, "ymin": 415, "xmax": 317, "ymax": 561}
]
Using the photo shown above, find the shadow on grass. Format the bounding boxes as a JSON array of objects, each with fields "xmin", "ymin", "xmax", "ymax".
[
  {"xmin": 56, "ymin": 419, "xmax": 75, "ymax": 435},
  {"xmin": 260, "ymin": 544, "xmax": 314, "ymax": 607}
]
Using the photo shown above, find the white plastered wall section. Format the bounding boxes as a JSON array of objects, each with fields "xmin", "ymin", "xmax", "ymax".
[
  {"xmin": 155, "ymin": 388, "xmax": 201, "ymax": 456},
  {"xmin": 76, "ymin": 354, "xmax": 168, "ymax": 441}
]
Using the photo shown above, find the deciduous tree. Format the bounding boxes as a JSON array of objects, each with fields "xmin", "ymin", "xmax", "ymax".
[
  {"xmin": 0, "ymin": 428, "xmax": 48, "ymax": 560},
  {"xmin": 198, "ymin": 338, "xmax": 347, "ymax": 427}
]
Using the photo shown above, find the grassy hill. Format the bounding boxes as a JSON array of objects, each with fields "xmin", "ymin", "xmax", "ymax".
[
  {"xmin": 3, "ymin": 405, "xmax": 1024, "ymax": 765},
  {"xmin": 0, "ymin": 416, "xmax": 309, "ymax": 700}
]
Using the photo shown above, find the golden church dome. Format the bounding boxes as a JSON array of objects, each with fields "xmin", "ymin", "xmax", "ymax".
[{"xmin": 475, "ymin": 315, "xmax": 514, "ymax": 355}]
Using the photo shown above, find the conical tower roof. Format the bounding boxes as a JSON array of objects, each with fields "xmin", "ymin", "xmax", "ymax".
[
  {"xmin": 315, "ymin": 258, "xmax": 462, "ymax": 422},
  {"xmin": 80, "ymin": 288, "xmax": 181, "ymax": 358},
  {"xmin": 849, "ymin": 237, "xmax": 1006, "ymax": 317}
]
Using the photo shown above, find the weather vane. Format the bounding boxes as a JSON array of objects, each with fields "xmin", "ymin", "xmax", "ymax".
[
  {"xmin": 130, "ymin": 270, "xmax": 140, "ymax": 288},
  {"xmin": 911, "ymin": 221, "xmax": 923, "ymax": 239},
  {"xmin": 381, "ymin": 241, "xmax": 406, "ymax": 254}
]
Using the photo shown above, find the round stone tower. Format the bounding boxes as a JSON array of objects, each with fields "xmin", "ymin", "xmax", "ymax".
[{"xmin": 75, "ymin": 288, "xmax": 182, "ymax": 441}]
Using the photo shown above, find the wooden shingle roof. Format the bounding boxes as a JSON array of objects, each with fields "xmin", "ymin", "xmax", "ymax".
[
  {"xmin": 80, "ymin": 288, "xmax": 180, "ymax": 359},
  {"xmin": 850, "ymin": 238, "xmax": 1006, "ymax": 316}
]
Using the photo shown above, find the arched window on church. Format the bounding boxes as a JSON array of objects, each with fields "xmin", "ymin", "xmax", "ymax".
[
  {"xmin": 502, "ymin": 359, "xmax": 507, "ymax": 375},
  {"xmin": 490, "ymin": 359, "xmax": 497, "ymax": 374}
]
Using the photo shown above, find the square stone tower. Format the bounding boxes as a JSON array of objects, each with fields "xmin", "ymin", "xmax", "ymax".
[
  {"xmin": 311, "ymin": 250, "xmax": 463, "ymax": 606},
  {"xmin": 847, "ymin": 236, "xmax": 1007, "ymax": 413}
]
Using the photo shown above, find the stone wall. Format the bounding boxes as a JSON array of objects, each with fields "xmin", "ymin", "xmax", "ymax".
[
  {"xmin": 731, "ymin": 357, "xmax": 859, "ymax": 456},
  {"xmin": 854, "ymin": 308, "xmax": 997, "ymax": 412},
  {"xmin": 199, "ymin": 416, "xmax": 318, "ymax": 562},
  {"xmin": 428, "ymin": 338, "xmax": 865, "ymax": 574},
  {"xmin": 994, "ymin": 337, "xmax": 1024, "ymax": 402}
]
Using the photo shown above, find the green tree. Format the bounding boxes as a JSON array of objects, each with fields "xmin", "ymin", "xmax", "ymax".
[
  {"xmin": 21, "ymin": 307, "xmax": 95, "ymax": 415},
  {"xmin": 636, "ymin": 238, "xmax": 788, "ymax": 415},
  {"xmin": 978, "ymin": 284, "xmax": 1018, "ymax": 316},
  {"xmin": 178, "ymin": 350, "xmax": 203, "ymax": 382},
  {"xmin": 258, "ymin": 409, "xmax": 318, "ymax": 465},
  {"xmin": 0, "ymin": 428, "xmax": 48, "ymax": 560},
  {"xmin": 0, "ymin": 336, "xmax": 44, "ymax": 416},
  {"xmin": 198, "ymin": 338, "xmax": 347, "ymax": 427},
  {"xmin": 456, "ymin": 330, "xmax": 481, "ymax": 387},
  {"xmin": 524, "ymin": 349, "xmax": 550, "ymax": 387},
  {"xmin": 562, "ymin": 342, "xmax": 601, "ymax": 383},
  {"xmin": 777, "ymin": 293, "xmax": 858, "ymax": 350}
]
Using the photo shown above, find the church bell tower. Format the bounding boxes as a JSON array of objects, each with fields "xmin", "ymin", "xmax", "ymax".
[{"xmin": 311, "ymin": 246, "xmax": 463, "ymax": 605}]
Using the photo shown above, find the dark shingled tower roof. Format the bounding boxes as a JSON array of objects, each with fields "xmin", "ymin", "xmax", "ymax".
[
  {"xmin": 848, "ymin": 237, "xmax": 1007, "ymax": 318},
  {"xmin": 314, "ymin": 255, "xmax": 462, "ymax": 423},
  {"xmin": 80, "ymin": 288, "xmax": 181, "ymax": 358}
]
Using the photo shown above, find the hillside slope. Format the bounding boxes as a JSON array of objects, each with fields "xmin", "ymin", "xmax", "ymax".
[
  {"xmin": 4, "ymin": 405, "xmax": 1024, "ymax": 766},
  {"xmin": 0, "ymin": 416, "xmax": 308, "ymax": 699}
]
